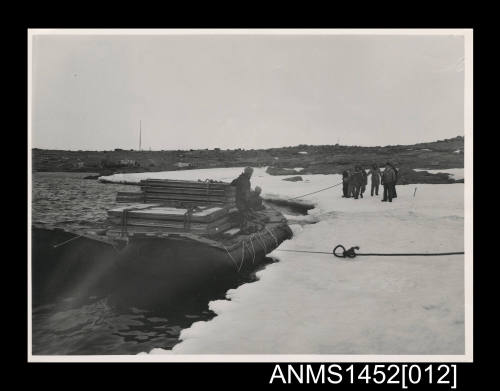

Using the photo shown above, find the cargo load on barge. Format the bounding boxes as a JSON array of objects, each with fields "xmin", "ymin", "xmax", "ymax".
[{"xmin": 32, "ymin": 178, "xmax": 293, "ymax": 306}]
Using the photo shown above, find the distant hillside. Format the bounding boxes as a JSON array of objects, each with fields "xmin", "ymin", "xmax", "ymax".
[{"xmin": 32, "ymin": 136, "xmax": 464, "ymax": 180}]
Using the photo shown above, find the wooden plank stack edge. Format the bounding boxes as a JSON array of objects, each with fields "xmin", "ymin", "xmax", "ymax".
[
  {"xmin": 116, "ymin": 179, "xmax": 236, "ymax": 207},
  {"xmin": 111, "ymin": 179, "xmax": 238, "ymax": 236}
]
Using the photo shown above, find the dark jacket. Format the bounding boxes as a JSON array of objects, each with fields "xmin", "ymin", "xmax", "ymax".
[
  {"xmin": 349, "ymin": 170, "xmax": 364, "ymax": 186},
  {"xmin": 248, "ymin": 191, "xmax": 264, "ymax": 211},
  {"xmin": 390, "ymin": 165, "xmax": 399, "ymax": 183},
  {"xmin": 382, "ymin": 167, "xmax": 396, "ymax": 184},
  {"xmin": 230, "ymin": 173, "xmax": 251, "ymax": 210}
]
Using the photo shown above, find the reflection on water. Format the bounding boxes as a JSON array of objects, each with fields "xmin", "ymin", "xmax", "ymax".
[
  {"xmin": 32, "ymin": 267, "xmax": 265, "ymax": 355},
  {"xmin": 32, "ymin": 295, "xmax": 215, "ymax": 355},
  {"xmin": 31, "ymin": 172, "xmax": 270, "ymax": 355}
]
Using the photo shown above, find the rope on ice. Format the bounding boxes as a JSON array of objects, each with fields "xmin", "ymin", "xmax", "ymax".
[
  {"xmin": 332, "ymin": 244, "xmax": 465, "ymax": 258},
  {"xmin": 276, "ymin": 244, "xmax": 465, "ymax": 259},
  {"xmin": 287, "ymin": 181, "xmax": 343, "ymax": 201}
]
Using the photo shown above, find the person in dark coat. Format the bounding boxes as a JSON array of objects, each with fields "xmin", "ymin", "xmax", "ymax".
[
  {"xmin": 350, "ymin": 166, "xmax": 364, "ymax": 200},
  {"xmin": 388, "ymin": 163, "xmax": 399, "ymax": 198},
  {"xmin": 230, "ymin": 167, "xmax": 253, "ymax": 229},
  {"xmin": 368, "ymin": 164, "xmax": 381, "ymax": 196},
  {"xmin": 347, "ymin": 171, "xmax": 355, "ymax": 198},
  {"xmin": 342, "ymin": 170, "xmax": 350, "ymax": 198},
  {"xmin": 248, "ymin": 186, "xmax": 265, "ymax": 211},
  {"xmin": 359, "ymin": 168, "xmax": 368, "ymax": 198},
  {"xmin": 381, "ymin": 162, "xmax": 396, "ymax": 202}
]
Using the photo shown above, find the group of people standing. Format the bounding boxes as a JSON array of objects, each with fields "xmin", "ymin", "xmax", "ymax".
[
  {"xmin": 342, "ymin": 162, "xmax": 399, "ymax": 202},
  {"xmin": 229, "ymin": 162, "xmax": 400, "ymax": 234}
]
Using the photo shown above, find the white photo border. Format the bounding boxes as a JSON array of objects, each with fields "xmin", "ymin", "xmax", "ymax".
[{"xmin": 27, "ymin": 28, "xmax": 473, "ymax": 363}]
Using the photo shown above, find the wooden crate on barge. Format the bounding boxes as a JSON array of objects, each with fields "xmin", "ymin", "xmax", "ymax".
[
  {"xmin": 110, "ymin": 178, "xmax": 238, "ymax": 237},
  {"xmin": 116, "ymin": 179, "xmax": 236, "ymax": 205}
]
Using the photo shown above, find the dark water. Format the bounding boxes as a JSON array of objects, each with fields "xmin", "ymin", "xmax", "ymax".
[
  {"xmin": 32, "ymin": 296, "xmax": 215, "ymax": 355},
  {"xmin": 32, "ymin": 172, "xmax": 133, "ymax": 228},
  {"xmin": 31, "ymin": 172, "xmax": 270, "ymax": 355}
]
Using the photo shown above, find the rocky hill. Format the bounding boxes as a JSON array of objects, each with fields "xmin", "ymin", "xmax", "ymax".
[{"xmin": 32, "ymin": 136, "xmax": 464, "ymax": 183}]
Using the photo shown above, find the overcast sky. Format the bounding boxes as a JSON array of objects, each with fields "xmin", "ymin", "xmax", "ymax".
[{"xmin": 31, "ymin": 33, "xmax": 464, "ymax": 150}]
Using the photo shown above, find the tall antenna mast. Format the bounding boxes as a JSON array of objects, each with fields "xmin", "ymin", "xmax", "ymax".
[{"xmin": 139, "ymin": 120, "xmax": 142, "ymax": 151}]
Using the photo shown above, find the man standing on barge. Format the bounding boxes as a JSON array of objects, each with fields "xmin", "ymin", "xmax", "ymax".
[{"xmin": 230, "ymin": 167, "xmax": 254, "ymax": 231}]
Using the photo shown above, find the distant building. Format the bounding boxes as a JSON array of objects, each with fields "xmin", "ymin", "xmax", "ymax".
[
  {"xmin": 174, "ymin": 162, "xmax": 192, "ymax": 168},
  {"xmin": 120, "ymin": 159, "xmax": 137, "ymax": 166}
]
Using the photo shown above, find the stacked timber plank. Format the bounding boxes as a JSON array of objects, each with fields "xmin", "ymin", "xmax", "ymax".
[
  {"xmin": 115, "ymin": 179, "xmax": 236, "ymax": 207},
  {"xmin": 116, "ymin": 191, "xmax": 145, "ymax": 203},
  {"xmin": 140, "ymin": 179, "xmax": 236, "ymax": 206},
  {"xmin": 107, "ymin": 204, "xmax": 238, "ymax": 236}
]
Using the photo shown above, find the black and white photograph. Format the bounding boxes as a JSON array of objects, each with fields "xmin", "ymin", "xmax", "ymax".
[{"xmin": 28, "ymin": 29, "xmax": 472, "ymax": 362}]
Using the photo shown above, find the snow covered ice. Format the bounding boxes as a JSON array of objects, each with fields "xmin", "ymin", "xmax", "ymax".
[{"xmin": 101, "ymin": 167, "xmax": 465, "ymax": 355}]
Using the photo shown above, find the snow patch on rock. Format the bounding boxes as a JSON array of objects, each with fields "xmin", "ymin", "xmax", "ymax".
[{"xmin": 414, "ymin": 168, "xmax": 464, "ymax": 180}]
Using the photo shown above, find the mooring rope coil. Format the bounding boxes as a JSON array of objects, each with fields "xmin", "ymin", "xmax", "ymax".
[
  {"xmin": 332, "ymin": 245, "xmax": 464, "ymax": 258},
  {"xmin": 276, "ymin": 244, "xmax": 465, "ymax": 259}
]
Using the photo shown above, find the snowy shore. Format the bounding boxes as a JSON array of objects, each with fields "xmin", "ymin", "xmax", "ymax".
[{"xmin": 100, "ymin": 167, "xmax": 465, "ymax": 355}]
